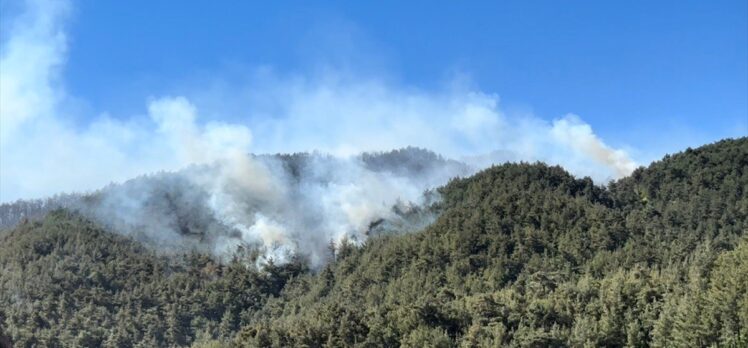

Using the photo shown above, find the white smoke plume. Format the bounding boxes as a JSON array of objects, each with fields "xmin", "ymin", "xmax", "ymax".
[{"xmin": 0, "ymin": 0, "xmax": 639, "ymax": 266}]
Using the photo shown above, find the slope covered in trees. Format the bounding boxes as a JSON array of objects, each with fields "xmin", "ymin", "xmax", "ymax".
[
  {"xmin": 0, "ymin": 211, "xmax": 307, "ymax": 347},
  {"xmin": 233, "ymin": 138, "xmax": 747, "ymax": 347},
  {"xmin": 0, "ymin": 147, "xmax": 466, "ymax": 269},
  {"xmin": 0, "ymin": 138, "xmax": 746, "ymax": 347}
]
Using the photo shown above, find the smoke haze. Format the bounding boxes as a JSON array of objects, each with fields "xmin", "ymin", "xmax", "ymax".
[{"xmin": 1, "ymin": 0, "xmax": 639, "ymax": 264}]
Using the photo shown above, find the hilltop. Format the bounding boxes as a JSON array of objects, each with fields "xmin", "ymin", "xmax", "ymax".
[{"xmin": 0, "ymin": 138, "xmax": 746, "ymax": 347}]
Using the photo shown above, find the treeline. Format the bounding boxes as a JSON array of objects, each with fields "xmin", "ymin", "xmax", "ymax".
[
  {"xmin": 0, "ymin": 147, "xmax": 467, "ymax": 232},
  {"xmin": 0, "ymin": 138, "xmax": 746, "ymax": 347}
]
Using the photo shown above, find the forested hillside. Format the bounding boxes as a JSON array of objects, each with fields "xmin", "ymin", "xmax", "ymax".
[
  {"xmin": 0, "ymin": 210, "xmax": 309, "ymax": 347},
  {"xmin": 1, "ymin": 138, "xmax": 746, "ymax": 347},
  {"xmin": 234, "ymin": 138, "xmax": 748, "ymax": 347}
]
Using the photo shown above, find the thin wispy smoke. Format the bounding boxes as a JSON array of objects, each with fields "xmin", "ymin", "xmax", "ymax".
[
  {"xmin": 228, "ymin": 74, "xmax": 637, "ymax": 180},
  {"xmin": 1, "ymin": 0, "xmax": 639, "ymax": 264}
]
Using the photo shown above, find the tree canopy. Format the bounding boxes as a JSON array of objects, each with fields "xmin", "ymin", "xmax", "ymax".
[{"xmin": 1, "ymin": 137, "xmax": 746, "ymax": 347}]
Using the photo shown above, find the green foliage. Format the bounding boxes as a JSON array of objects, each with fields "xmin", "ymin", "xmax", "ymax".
[
  {"xmin": 1, "ymin": 137, "xmax": 746, "ymax": 347},
  {"xmin": 235, "ymin": 138, "xmax": 748, "ymax": 347},
  {"xmin": 0, "ymin": 210, "xmax": 307, "ymax": 347}
]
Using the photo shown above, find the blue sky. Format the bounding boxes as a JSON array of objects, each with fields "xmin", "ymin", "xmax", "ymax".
[
  {"xmin": 0, "ymin": 0, "xmax": 746, "ymax": 201},
  {"xmin": 64, "ymin": 0, "xmax": 747, "ymax": 150}
]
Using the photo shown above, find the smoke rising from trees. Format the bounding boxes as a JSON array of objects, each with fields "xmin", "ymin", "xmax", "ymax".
[{"xmin": 1, "ymin": 0, "xmax": 639, "ymax": 264}]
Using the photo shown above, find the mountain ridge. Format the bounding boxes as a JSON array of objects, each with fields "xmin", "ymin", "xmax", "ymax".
[{"xmin": 1, "ymin": 137, "xmax": 746, "ymax": 347}]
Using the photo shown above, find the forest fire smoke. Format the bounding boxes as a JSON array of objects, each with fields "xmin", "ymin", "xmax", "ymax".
[{"xmin": 0, "ymin": 0, "xmax": 639, "ymax": 267}]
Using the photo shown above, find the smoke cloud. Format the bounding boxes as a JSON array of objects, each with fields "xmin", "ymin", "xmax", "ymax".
[{"xmin": 1, "ymin": 0, "xmax": 639, "ymax": 265}]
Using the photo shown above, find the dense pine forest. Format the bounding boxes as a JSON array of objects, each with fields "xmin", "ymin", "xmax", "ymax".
[{"xmin": 1, "ymin": 138, "xmax": 746, "ymax": 347}]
